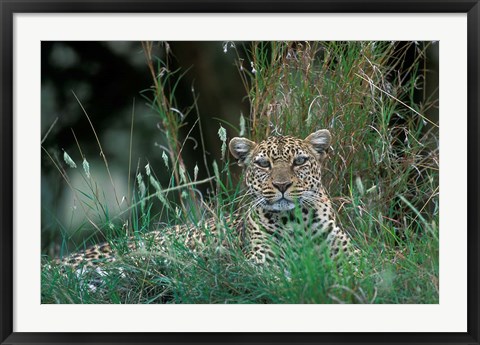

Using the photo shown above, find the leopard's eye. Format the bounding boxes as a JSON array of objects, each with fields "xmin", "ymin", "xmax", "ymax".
[
  {"xmin": 293, "ymin": 156, "xmax": 308, "ymax": 166},
  {"xmin": 254, "ymin": 158, "xmax": 271, "ymax": 168}
]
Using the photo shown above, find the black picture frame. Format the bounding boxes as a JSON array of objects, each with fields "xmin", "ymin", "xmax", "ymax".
[{"xmin": 1, "ymin": 1, "xmax": 479, "ymax": 344}]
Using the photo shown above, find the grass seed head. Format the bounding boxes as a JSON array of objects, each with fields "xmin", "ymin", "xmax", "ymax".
[
  {"xmin": 63, "ymin": 151, "xmax": 77, "ymax": 168},
  {"xmin": 162, "ymin": 151, "xmax": 169, "ymax": 169},
  {"xmin": 218, "ymin": 125, "xmax": 227, "ymax": 160},
  {"xmin": 82, "ymin": 158, "xmax": 90, "ymax": 178}
]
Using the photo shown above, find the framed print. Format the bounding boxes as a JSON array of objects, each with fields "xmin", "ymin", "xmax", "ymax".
[{"xmin": 1, "ymin": 1, "xmax": 479, "ymax": 344}]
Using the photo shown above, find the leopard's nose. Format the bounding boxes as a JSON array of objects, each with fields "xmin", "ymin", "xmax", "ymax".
[{"xmin": 272, "ymin": 181, "xmax": 292, "ymax": 193}]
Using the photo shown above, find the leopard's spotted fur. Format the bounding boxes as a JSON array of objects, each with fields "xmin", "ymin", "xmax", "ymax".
[{"xmin": 55, "ymin": 129, "xmax": 355, "ymax": 269}]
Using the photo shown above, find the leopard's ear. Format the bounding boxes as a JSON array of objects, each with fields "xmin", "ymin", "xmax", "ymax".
[
  {"xmin": 229, "ymin": 137, "xmax": 257, "ymax": 166},
  {"xmin": 305, "ymin": 129, "xmax": 331, "ymax": 160}
]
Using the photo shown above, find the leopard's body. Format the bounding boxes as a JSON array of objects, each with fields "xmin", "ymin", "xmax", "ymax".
[{"xmin": 56, "ymin": 129, "xmax": 355, "ymax": 269}]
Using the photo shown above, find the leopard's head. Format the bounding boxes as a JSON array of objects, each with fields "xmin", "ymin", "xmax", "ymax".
[{"xmin": 229, "ymin": 129, "xmax": 331, "ymax": 212}]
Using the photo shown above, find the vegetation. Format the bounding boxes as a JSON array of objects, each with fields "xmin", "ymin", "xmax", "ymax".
[{"xmin": 41, "ymin": 41, "xmax": 439, "ymax": 304}]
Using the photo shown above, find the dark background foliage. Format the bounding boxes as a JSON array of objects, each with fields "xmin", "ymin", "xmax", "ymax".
[{"xmin": 41, "ymin": 42, "xmax": 250, "ymax": 252}]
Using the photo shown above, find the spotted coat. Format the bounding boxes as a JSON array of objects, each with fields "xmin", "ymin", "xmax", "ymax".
[
  {"xmin": 56, "ymin": 129, "xmax": 355, "ymax": 269},
  {"xmin": 229, "ymin": 129, "xmax": 354, "ymax": 263}
]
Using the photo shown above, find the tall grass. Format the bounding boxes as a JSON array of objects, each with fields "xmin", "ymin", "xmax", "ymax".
[{"xmin": 42, "ymin": 41, "xmax": 439, "ymax": 304}]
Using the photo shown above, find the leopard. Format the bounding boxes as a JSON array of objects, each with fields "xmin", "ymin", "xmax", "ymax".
[{"xmin": 53, "ymin": 129, "xmax": 355, "ymax": 270}]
